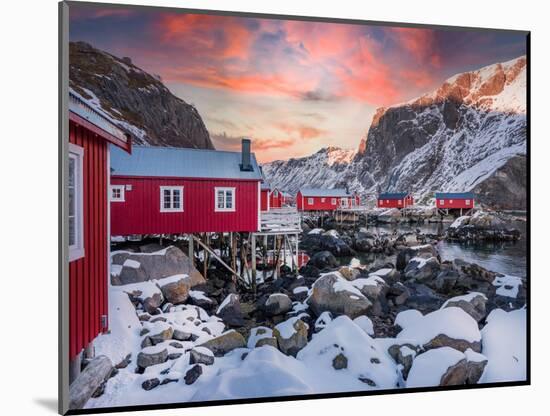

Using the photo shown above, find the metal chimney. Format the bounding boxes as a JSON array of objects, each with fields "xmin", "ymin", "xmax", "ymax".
[{"xmin": 240, "ymin": 138, "xmax": 252, "ymax": 171}]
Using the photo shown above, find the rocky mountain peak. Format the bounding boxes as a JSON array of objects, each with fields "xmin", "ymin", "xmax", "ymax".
[{"xmin": 69, "ymin": 41, "xmax": 214, "ymax": 149}]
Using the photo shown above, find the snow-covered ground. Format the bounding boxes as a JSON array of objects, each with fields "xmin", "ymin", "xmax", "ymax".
[{"xmin": 87, "ymin": 270, "xmax": 527, "ymax": 408}]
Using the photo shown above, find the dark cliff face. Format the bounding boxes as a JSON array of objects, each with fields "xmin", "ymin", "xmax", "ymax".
[
  {"xmin": 69, "ymin": 41, "xmax": 214, "ymax": 149},
  {"xmin": 473, "ymin": 155, "xmax": 527, "ymax": 210}
]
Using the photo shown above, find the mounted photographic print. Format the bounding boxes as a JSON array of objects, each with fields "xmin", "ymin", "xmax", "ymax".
[{"xmin": 59, "ymin": 1, "xmax": 530, "ymax": 414}]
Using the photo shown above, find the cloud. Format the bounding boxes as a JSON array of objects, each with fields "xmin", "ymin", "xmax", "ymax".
[
  {"xmin": 275, "ymin": 123, "xmax": 327, "ymax": 140},
  {"xmin": 211, "ymin": 132, "xmax": 296, "ymax": 153}
]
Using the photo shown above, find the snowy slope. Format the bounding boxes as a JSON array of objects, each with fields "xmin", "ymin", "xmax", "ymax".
[{"xmin": 262, "ymin": 56, "xmax": 527, "ymax": 208}]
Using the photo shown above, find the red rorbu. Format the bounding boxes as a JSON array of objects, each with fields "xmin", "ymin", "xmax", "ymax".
[
  {"xmin": 296, "ymin": 188, "xmax": 359, "ymax": 211},
  {"xmin": 377, "ymin": 192, "xmax": 414, "ymax": 209}
]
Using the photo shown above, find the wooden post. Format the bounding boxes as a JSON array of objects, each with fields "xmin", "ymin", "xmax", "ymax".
[
  {"xmin": 203, "ymin": 233, "xmax": 209, "ymax": 280},
  {"xmin": 188, "ymin": 233, "xmax": 194, "ymax": 266},
  {"xmin": 251, "ymin": 234, "xmax": 257, "ymax": 294},
  {"xmin": 296, "ymin": 233, "xmax": 299, "ymax": 271}
]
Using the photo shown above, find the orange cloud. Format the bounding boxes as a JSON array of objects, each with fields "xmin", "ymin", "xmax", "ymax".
[
  {"xmin": 388, "ymin": 27, "xmax": 442, "ymax": 68},
  {"xmin": 275, "ymin": 122, "xmax": 327, "ymax": 139}
]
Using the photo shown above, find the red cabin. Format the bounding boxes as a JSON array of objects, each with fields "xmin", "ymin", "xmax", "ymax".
[
  {"xmin": 296, "ymin": 188, "xmax": 357, "ymax": 211},
  {"xmin": 110, "ymin": 139, "xmax": 263, "ymax": 235},
  {"xmin": 68, "ymin": 91, "xmax": 132, "ymax": 376},
  {"xmin": 269, "ymin": 188, "xmax": 284, "ymax": 209},
  {"xmin": 260, "ymin": 182, "xmax": 270, "ymax": 212},
  {"xmin": 378, "ymin": 192, "xmax": 414, "ymax": 209},
  {"xmin": 435, "ymin": 192, "xmax": 475, "ymax": 209}
]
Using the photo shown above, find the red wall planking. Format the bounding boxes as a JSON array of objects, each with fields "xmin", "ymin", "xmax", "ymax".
[
  {"xmin": 297, "ymin": 192, "xmax": 356, "ymax": 211},
  {"xmin": 261, "ymin": 189, "xmax": 269, "ymax": 211},
  {"xmin": 69, "ymin": 120, "xmax": 109, "ymax": 360},
  {"xmin": 436, "ymin": 198, "xmax": 474, "ymax": 209},
  {"xmin": 110, "ymin": 177, "xmax": 260, "ymax": 235}
]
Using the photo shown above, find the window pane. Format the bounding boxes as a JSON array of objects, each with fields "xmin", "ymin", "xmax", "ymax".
[
  {"xmin": 69, "ymin": 216, "xmax": 75, "ymax": 246},
  {"xmin": 69, "ymin": 187, "xmax": 75, "ymax": 217},
  {"xmin": 69, "ymin": 157, "xmax": 75, "ymax": 187},
  {"xmin": 217, "ymin": 191, "xmax": 224, "ymax": 208},
  {"xmin": 226, "ymin": 190, "xmax": 233, "ymax": 208}
]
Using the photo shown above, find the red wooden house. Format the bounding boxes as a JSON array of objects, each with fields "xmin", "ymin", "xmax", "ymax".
[
  {"xmin": 269, "ymin": 188, "xmax": 284, "ymax": 209},
  {"xmin": 68, "ymin": 91, "xmax": 132, "ymax": 379},
  {"xmin": 110, "ymin": 139, "xmax": 263, "ymax": 235},
  {"xmin": 377, "ymin": 192, "xmax": 414, "ymax": 209},
  {"xmin": 435, "ymin": 192, "xmax": 475, "ymax": 209},
  {"xmin": 260, "ymin": 182, "xmax": 270, "ymax": 212},
  {"xmin": 296, "ymin": 188, "xmax": 358, "ymax": 211}
]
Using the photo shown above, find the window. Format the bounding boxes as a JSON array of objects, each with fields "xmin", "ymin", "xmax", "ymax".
[
  {"xmin": 449, "ymin": 199, "xmax": 453, "ymax": 203},
  {"xmin": 398, "ymin": 200, "xmax": 402, "ymax": 205},
  {"xmin": 386, "ymin": 199, "xmax": 389, "ymax": 203},
  {"xmin": 69, "ymin": 144, "xmax": 84, "ymax": 261},
  {"xmin": 340, "ymin": 198, "xmax": 348, "ymax": 207},
  {"xmin": 321, "ymin": 197, "xmax": 326, "ymax": 203},
  {"xmin": 160, "ymin": 186, "xmax": 183, "ymax": 212},
  {"xmin": 110, "ymin": 185, "xmax": 125, "ymax": 202},
  {"xmin": 273, "ymin": 190, "xmax": 279, "ymax": 197},
  {"xmin": 331, "ymin": 198, "xmax": 336, "ymax": 205},
  {"xmin": 439, "ymin": 199, "xmax": 444, "ymax": 205},
  {"xmin": 466, "ymin": 199, "xmax": 471, "ymax": 205},
  {"xmin": 215, "ymin": 187, "xmax": 236, "ymax": 212},
  {"xmin": 308, "ymin": 198, "xmax": 314, "ymax": 205}
]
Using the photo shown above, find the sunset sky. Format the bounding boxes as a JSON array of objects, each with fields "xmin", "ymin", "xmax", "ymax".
[{"xmin": 69, "ymin": 4, "xmax": 526, "ymax": 163}]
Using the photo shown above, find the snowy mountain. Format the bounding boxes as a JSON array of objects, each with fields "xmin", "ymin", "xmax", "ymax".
[
  {"xmin": 263, "ymin": 56, "xmax": 527, "ymax": 209},
  {"xmin": 69, "ymin": 41, "xmax": 214, "ymax": 149}
]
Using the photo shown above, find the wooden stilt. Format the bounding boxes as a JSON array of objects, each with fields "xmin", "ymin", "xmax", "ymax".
[
  {"xmin": 203, "ymin": 233, "xmax": 209, "ymax": 280},
  {"xmin": 192, "ymin": 235, "xmax": 241, "ymax": 282},
  {"xmin": 188, "ymin": 233, "xmax": 194, "ymax": 265},
  {"xmin": 251, "ymin": 234, "xmax": 257, "ymax": 294}
]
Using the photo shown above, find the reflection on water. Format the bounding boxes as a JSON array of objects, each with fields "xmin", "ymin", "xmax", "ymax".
[{"xmin": 351, "ymin": 221, "xmax": 527, "ymax": 278}]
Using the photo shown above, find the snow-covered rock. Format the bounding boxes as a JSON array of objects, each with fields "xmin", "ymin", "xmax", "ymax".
[
  {"xmin": 441, "ymin": 292, "xmax": 487, "ymax": 322},
  {"xmin": 273, "ymin": 317, "xmax": 309, "ymax": 356},
  {"xmin": 397, "ymin": 307, "xmax": 482, "ymax": 352}
]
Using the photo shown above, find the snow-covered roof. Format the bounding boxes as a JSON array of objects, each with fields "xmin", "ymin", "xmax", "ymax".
[
  {"xmin": 379, "ymin": 192, "xmax": 410, "ymax": 199},
  {"xmin": 69, "ymin": 90, "xmax": 129, "ymax": 145},
  {"xmin": 299, "ymin": 187, "xmax": 351, "ymax": 197},
  {"xmin": 110, "ymin": 145, "xmax": 263, "ymax": 180},
  {"xmin": 435, "ymin": 192, "xmax": 475, "ymax": 199}
]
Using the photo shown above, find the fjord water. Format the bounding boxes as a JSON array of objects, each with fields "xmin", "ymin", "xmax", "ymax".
[{"xmin": 353, "ymin": 221, "xmax": 527, "ymax": 278}]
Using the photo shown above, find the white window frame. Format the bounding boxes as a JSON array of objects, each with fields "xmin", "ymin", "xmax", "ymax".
[
  {"xmin": 449, "ymin": 199, "xmax": 453, "ymax": 203},
  {"xmin": 331, "ymin": 198, "xmax": 336, "ymax": 205},
  {"xmin": 466, "ymin": 199, "xmax": 471, "ymax": 205},
  {"xmin": 307, "ymin": 197, "xmax": 314, "ymax": 205},
  {"xmin": 160, "ymin": 186, "xmax": 184, "ymax": 212},
  {"xmin": 439, "ymin": 199, "xmax": 444, "ymax": 205},
  {"xmin": 69, "ymin": 143, "xmax": 85, "ymax": 262},
  {"xmin": 215, "ymin": 187, "xmax": 236, "ymax": 212},
  {"xmin": 110, "ymin": 184, "xmax": 125, "ymax": 202},
  {"xmin": 340, "ymin": 198, "xmax": 349, "ymax": 208},
  {"xmin": 398, "ymin": 200, "xmax": 402, "ymax": 205},
  {"xmin": 321, "ymin": 197, "xmax": 326, "ymax": 203}
]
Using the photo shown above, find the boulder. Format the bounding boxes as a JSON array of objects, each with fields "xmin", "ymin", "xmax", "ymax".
[
  {"xmin": 332, "ymin": 353, "xmax": 348, "ymax": 370},
  {"xmin": 308, "ymin": 251, "xmax": 338, "ymax": 269},
  {"xmin": 338, "ymin": 266, "xmax": 360, "ymax": 281},
  {"xmin": 300, "ymin": 234, "xmax": 355, "ymax": 257},
  {"xmin": 430, "ymin": 265, "xmax": 459, "ymax": 293},
  {"xmin": 137, "ymin": 346, "xmax": 168, "ymax": 369},
  {"xmin": 273, "ymin": 317, "xmax": 309, "ymax": 356},
  {"xmin": 141, "ymin": 378, "xmax": 160, "ymax": 391},
  {"xmin": 184, "ymin": 364, "xmax": 203, "ymax": 385},
  {"xmin": 216, "ymin": 294, "xmax": 245, "ymax": 327},
  {"xmin": 145, "ymin": 323, "xmax": 174, "ymax": 345},
  {"xmin": 441, "ymin": 292, "xmax": 487, "ymax": 322},
  {"xmin": 397, "ymin": 307, "xmax": 482, "ymax": 353},
  {"xmin": 189, "ymin": 347, "xmax": 215, "ymax": 365},
  {"xmin": 396, "ymin": 244, "xmax": 439, "ymax": 270},
  {"xmin": 376, "ymin": 208, "xmax": 402, "ymax": 223},
  {"xmin": 256, "ymin": 337, "xmax": 278, "ymax": 348},
  {"xmin": 172, "ymin": 329, "xmax": 192, "ymax": 341},
  {"xmin": 264, "ymin": 293, "xmax": 293, "ymax": 316},
  {"xmin": 298, "ymin": 264, "xmax": 320, "ymax": 279},
  {"xmin": 69, "ymin": 356, "xmax": 114, "ymax": 410},
  {"xmin": 112, "ymin": 246, "xmax": 205, "ymax": 287},
  {"xmin": 142, "ymin": 293, "xmax": 164, "ymax": 315},
  {"xmin": 199, "ymin": 330, "xmax": 246, "ymax": 356},
  {"xmin": 308, "ymin": 273, "xmax": 372, "ymax": 319},
  {"xmin": 388, "ymin": 343, "xmax": 418, "ymax": 380},
  {"xmin": 404, "ymin": 257, "xmax": 441, "ymax": 282},
  {"xmin": 159, "ymin": 277, "xmax": 190, "ymax": 304}
]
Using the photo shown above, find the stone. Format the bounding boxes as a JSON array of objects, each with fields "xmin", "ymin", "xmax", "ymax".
[
  {"xmin": 112, "ymin": 246, "xmax": 205, "ymax": 287},
  {"xmin": 442, "ymin": 293, "xmax": 487, "ymax": 322},
  {"xmin": 256, "ymin": 337, "xmax": 278, "ymax": 348},
  {"xmin": 431, "ymin": 266, "xmax": 459, "ymax": 293},
  {"xmin": 169, "ymin": 341, "xmax": 183, "ymax": 349},
  {"xmin": 299, "ymin": 264, "xmax": 320, "ymax": 278},
  {"xmin": 308, "ymin": 250, "xmax": 339, "ymax": 269},
  {"xmin": 199, "ymin": 330, "xmax": 246, "ymax": 357},
  {"xmin": 332, "ymin": 353, "xmax": 348, "ymax": 370},
  {"xmin": 264, "ymin": 293, "xmax": 293, "ymax": 316},
  {"xmin": 160, "ymin": 378, "xmax": 179, "ymax": 385},
  {"xmin": 216, "ymin": 294, "xmax": 245, "ymax": 327},
  {"xmin": 388, "ymin": 344, "xmax": 417, "ymax": 380},
  {"xmin": 148, "ymin": 325, "xmax": 174, "ymax": 346},
  {"xmin": 273, "ymin": 317, "xmax": 309, "ymax": 356},
  {"xmin": 141, "ymin": 378, "xmax": 160, "ymax": 391},
  {"xmin": 338, "ymin": 266, "xmax": 360, "ymax": 281},
  {"xmin": 396, "ymin": 244, "xmax": 439, "ymax": 270},
  {"xmin": 172, "ymin": 329, "xmax": 192, "ymax": 341},
  {"xmin": 307, "ymin": 273, "xmax": 372, "ymax": 319},
  {"xmin": 159, "ymin": 278, "xmax": 190, "ymax": 304},
  {"xmin": 189, "ymin": 347, "xmax": 215, "ymax": 365},
  {"xmin": 300, "ymin": 235, "xmax": 355, "ymax": 257},
  {"xmin": 142, "ymin": 293, "xmax": 164, "ymax": 315},
  {"xmin": 69, "ymin": 356, "xmax": 114, "ymax": 410},
  {"xmin": 376, "ymin": 208, "xmax": 401, "ymax": 224},
  {"xmin": 168, "ymin": 353, "xmax": 183, "ymax": 360},
  {"xmin": 137, "ymin": 347, "xmax": 168, "ymax": 369},
  {"xmin": 404, "ymin": 256, "xmax": 441, "ymax": 282},
  {"xmin": 184, "ymin": 364, "xmax": 203, "ymax": 385}
]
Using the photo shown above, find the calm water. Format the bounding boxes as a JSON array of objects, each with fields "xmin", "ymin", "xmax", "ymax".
[{"xmin": 347, "ymin": 221, "xmax": 527, "ymax": 278}]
